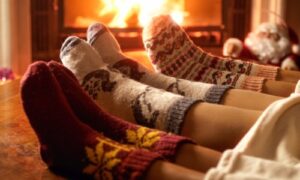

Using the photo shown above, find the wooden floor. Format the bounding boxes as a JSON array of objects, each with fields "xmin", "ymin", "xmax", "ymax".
[{"xmin": 0, "ymin": 79, "xmax": 64, "ymax": 179}]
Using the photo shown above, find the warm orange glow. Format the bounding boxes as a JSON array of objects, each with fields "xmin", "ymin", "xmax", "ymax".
[{"xmin": 82, "ymin": 0, "xmax": 187, "ymax": 28}]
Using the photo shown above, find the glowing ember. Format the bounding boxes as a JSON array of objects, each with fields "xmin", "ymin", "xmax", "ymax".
[{"xmin": 98, "ymin": 0, "xmax": 186, "ymax": 27}]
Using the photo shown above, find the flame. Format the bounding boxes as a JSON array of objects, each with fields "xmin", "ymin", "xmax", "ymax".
[{"xmin": 98, "ymin": 0, "xmax": 186, "ymax": 27}]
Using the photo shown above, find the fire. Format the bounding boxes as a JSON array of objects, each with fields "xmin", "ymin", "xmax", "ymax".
[{"xmin": 98, "ymin": 0, "xmax": 186, "ymax": 27}]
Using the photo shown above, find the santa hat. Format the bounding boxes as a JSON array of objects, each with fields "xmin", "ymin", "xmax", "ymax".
[{"xmin": 288, "ymin": 27, "xmax": 300, "ymax": 55}]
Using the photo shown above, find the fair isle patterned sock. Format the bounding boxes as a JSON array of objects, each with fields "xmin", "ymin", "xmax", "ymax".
[
  {"xmin": 142, "ymin": 16, "xmax": 276, "ymax": 92},
  {"xmin": 48, "ymin": 60, "xmax": 194, "ymax": 161},
  {"xmin": 60, "ymin": 36, "xmax": 199, "ymax": 134},
  {"xmin": 21, "ymin": 61, "xmax": 161, "ymax": 179},
  {"xmin": 86, "ymin": 22, "xmax": 231, "ymax": 104},
  {"xmin": 143, "ymin": 15, "xmax": 279, "ymax": 80}
]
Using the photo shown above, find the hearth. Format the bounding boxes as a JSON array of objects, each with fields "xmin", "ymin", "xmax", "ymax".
[{"xmin": 31, "ymin": 0, "xmax": 251, "ymax": 60}]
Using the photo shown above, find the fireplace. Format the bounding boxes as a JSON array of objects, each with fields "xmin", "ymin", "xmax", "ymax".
[{"xmin": 31, "ymin": 0, "xmax": 251, "ymax": 60}]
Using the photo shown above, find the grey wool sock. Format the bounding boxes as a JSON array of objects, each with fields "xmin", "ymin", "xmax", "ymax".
[
  {"xmin": 60, "ymin": 36, "xmax": 199, "ymax": 134},
  {"xmin": 86, "ymin": 22, "xmax": 231, "ymax": 104}
]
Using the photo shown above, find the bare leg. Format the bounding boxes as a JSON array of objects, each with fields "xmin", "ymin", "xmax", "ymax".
[
  {"xmin": 146, "ymin": 160, "xmax": 205, "ymax": 180},
  {"xmin": 221, "ymin": 89, "xmax": 282, "ymax": 111},
  {"xmin": 262, "ymin": 80, "xmax": 296, "ymax": 97},
  {"xmin": 174, "ymin": 143, "xmax": 221, "ymax": 173},
  {"xmin": 278, "ymin": 69, "xmax": 300, "ymax": 83},
  {"xmin": 181, "ymin": 102, "xmax": 261, "ymax": 151}
]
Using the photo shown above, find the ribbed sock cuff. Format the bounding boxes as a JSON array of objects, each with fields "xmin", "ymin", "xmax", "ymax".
[
  {"xmin": 250, "ymin": 64, "xmax": 279, "ymax": 80},
  {"xmin": 165, "ymin": 98, "xmax": 200, "ymax": 134},
  {"xmin": 119, "ymin": 149, "xmax": 162, "ymax": 179},
  {"xmin": 153, "ymin": 134, "xmax": 195, "ymax": 161},
  {"xmin": 236, "ymin": 75, "xmax": 265, "ymax": 92},
  {"xmin": 204, "ymin": 85, "xmax": 232, "ymax": 104}
]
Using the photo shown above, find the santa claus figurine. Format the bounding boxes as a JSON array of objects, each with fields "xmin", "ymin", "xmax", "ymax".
[{"xmin": 223, "ymin": 22, "xmax": 300, "ymax": 70}]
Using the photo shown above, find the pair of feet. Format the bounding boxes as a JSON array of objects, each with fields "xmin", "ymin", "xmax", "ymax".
[
  {"xmin": 70, "ymin": 15, "xmax": 289, "ymax": 103},
  {"xmin": 21, "ymin": 61, "xmax": 193, "ymax": 178}
]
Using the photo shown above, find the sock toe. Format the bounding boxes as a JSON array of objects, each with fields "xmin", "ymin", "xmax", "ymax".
[
  {"xmin": 87, "ymin": 22, "xmax": 108, "ymax": 45},
  {"xmin": 60, "ymin": 36, "xmax": 82, "ymax": 59},
  {"xmin": 21, "ymin": 61, "xmax": 51, "ymax": 99},
  {"xmin": 143, "ymin": 14, "xmax": 175, "ymax": 41},
  {"xmin": 60, "ymin": 36, "xmax": 104, "ymax": 83}
]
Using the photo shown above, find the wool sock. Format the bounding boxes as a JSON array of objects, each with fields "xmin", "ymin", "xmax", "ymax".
[
  {"xmin": 48, "ymin": 60, "xmax": 194, "ymax": 160},
  {"xmin": 20, "ymin": 61, "xmax": 161, "ymax": 179},
  {"xmin": 143, "ymin": 15, "xmax": 277, "ymax": 92},
  {"xmin": 86, "ymin": 22, "xmax": 231, "ymax": 104},
  {"xmin": 60, "ymin": 36, "xmax": 199, "ymax": 134}
]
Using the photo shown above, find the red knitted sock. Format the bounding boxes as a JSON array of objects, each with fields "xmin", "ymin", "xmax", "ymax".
[
  {"xmin": 48, "ymin": 60, "xmax": 193, "ymax": 161},
  {"xmin": 21, "ymin": 61, "xmax": 161, "ymax": 179}
]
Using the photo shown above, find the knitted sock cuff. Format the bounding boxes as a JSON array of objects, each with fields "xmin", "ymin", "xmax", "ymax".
[
  {"xmin": 153, "ymin": 134, "xmax": 195, "ymax": 161},
  {"xmin": 250, "ymin": 64, "xmax": 279, "ymax": 80},
  {"xmin": 204, "ymin": 85, "xmax": 232, "ymax": 104},
  {"xmin": 236, "ymin": 75, "xmax": 266, "ymax": 92},
  {"xmin": 165, "ymin": 98, "xmax": 200, "ymax": 134},
  {"xmin": 119, "ymin": 149, "xmax": 162, "ymax": 179}
]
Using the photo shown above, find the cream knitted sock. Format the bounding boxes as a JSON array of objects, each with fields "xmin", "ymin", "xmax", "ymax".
[
  {"xmin": 60, "ymin": 36, "xmax": 199, "ymax": 134},
  {"xmin": 87, "ymin": 22, "xmax": 231, "ymax": 104},
  {"xmin": 143, "ymin": 15, "xmax": 275, "ymax": 92}
]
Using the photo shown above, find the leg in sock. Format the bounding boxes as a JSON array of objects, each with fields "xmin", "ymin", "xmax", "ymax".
[
  {"xmin": 60, "ymin": 37, "xmax": 261, "ymax": 152},
  {"xmin": 143, "ymin": 15, "xmax": 296, "ymax": 97},
  {"xmin": 143, "ymin": 15, "xmax": 278, "ymax": 81},
  {"xmin": 48, "ymin": 61, "xmax": 221, "ymax": 172},
  {"xmin": 87, "ymin": 22, "xmax": 230, "ymax": 104},
  {"xmin": 87, "ymin": 22, "xmax": 283, "ymax": 110},
  {"xmin": 60, "ymin": 36, "xmax": 199, "ymax": 135},
  {"xmin": 21, "ymin": 61, "xmax": 162, "ymax": 179}
]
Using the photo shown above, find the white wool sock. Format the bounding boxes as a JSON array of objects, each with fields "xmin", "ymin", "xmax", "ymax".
[
  {"xmin": 60, "ymin": 36, "xmax": 199, "ymax": 134},
  {"xmin": 86, "ymin": 22, "xmax": 231, "ymax": 104}
]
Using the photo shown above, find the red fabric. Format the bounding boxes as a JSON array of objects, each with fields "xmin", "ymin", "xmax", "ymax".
[
  {"xmin": 21, "ymin": 61, "xmax": 161, "ymax": 179},
  {"xmin": 239, "ymin": 44, "xmax": 259, "ymax": 62}
]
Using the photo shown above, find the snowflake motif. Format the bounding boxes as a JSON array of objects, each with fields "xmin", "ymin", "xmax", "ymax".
[
  {"xmin": 126, "ymin": 127, "xmax": 161, "ymax": 149},
  {"xmin": 83, "ymin": 137, "xmax": 131, "ymax": 179}
]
